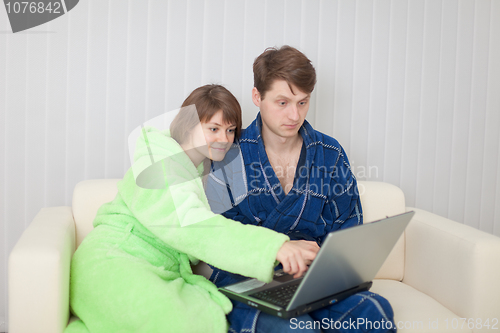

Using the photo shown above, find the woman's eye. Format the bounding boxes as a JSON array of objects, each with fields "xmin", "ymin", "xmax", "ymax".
[
  {"xmin": 210, "ymin": 128, "xmax": 218, "ymax": 132},
  {"xmin": 227, "ymin": 129, "xmax": 235, "ymax": 133}
]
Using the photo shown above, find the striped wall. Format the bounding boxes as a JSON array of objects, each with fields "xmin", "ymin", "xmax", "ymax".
[{"xmin": 1, "ymin": 0, "xmax": 499, "ymax": 330}]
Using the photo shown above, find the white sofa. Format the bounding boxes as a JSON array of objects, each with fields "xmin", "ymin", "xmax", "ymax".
[{"xmin": 8, "ymin": 180, "xmax": 500, "ymax": 332}]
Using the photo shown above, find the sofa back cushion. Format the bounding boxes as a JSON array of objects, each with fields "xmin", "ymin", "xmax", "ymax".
[
  {"xmin": 72, "ymin": 179, "xmax": 120, "ymax": 247},
  {"xmin": 358, "ymin": 181, "xmax": 406, "ymax": 280},
  {"xmin": 72, "ymin": 179, "xmax": 407, "ymax": 280}
]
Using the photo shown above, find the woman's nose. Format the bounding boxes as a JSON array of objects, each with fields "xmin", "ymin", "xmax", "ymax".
[{"xmin": 216, "ymin": 131, "xmax": 229, "ymax": 142}]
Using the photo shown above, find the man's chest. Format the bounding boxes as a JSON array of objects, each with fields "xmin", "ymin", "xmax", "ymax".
[{"xmin": 267, "ymin": 154, "xmax": 300, "ymax": 195}]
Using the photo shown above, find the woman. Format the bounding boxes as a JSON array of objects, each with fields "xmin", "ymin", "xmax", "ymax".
[{"xmin": 65, "ymin": 85, "xmax": 318, "ymax": 333}]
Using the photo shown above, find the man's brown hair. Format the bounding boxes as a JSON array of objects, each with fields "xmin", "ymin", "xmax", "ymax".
[
  {"xmin": 170, "ymin": 84, "xmax": 242, "ymax": 144},
  {"xmin": 253, "ymin": 45, "xmax": 316, "ymax": 99}
]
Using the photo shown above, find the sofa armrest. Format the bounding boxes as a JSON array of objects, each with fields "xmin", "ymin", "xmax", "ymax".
[
  {"xmin": 9, "ymin": 207, "xmax": 76, "ymax": 333},
  {"xmin": 404, "ymin": 207, "xmax": 500, "ymax": 328}
]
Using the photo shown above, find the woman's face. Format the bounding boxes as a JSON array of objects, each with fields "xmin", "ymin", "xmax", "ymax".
[{"xmin": 187, "ymin": 110, "xmax": 236, "ymax": 165}]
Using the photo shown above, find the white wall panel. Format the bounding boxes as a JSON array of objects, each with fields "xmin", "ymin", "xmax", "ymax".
[
  {"xmin": 383, "ymin": 0, "xmax": 408, "ymax": 187},
  {"xmin": 284, "ymin": 0, "xmax": 302, "ymax": 48},
  {"xmin": 4, "ymin": 21, "xmax": 28, "ymax": 333},
  {"xmin": 222, "ymin": 0, "xmax": 246, "ymax": 100},
  {"xmin": 333, "ymin": 0, "xmax": 356, "ymax": 152},
  {"xmin": 314, "ymin": 0, "xmax": 337, "ymax": 137},
  {"xmin": 145, "ymin": 0, "xmax": 168, "ymax": 123},
  {"xmin": 165, "ymin": 1, "xmax": 188, "ymax": 113},
  {"xmin": 202, "ymin": 0, "xmax": 225, "ymax": 87},
  {"xmin": 65, "ymin": 0, "xmax": 89, "ymax": 200},
  {"xmin": 366, "ymin": 0, "xmax": 390, "ymax": 182},
  {"xmin": 5, "ymin": 26, "xmax": 28, "ymax": 266},
  {"xmin": 24, "ymin": 32, "xmax": 48, "ymax": 220},
  {"xmin": 414, "ymin": 0, "xmax": 441, "ymax": 212},
  {"xmin": 185, "ymin": 0, "xmax": 205, "ymax": 94},
  {"xmin": 482, "ymin": 0, "xmax": 500, "ymax": 234},
  {"xmin": 240, "ymin": 0, "xmax": 267, "ymax": 126},
  {"xmin": 46, "ymin": 16, "xmax": 70, "ymax": 207},
  {"xmin": 85, "ymin": 0, "xmax": 108, "ymax": 181},
  {"xmin": 449, "ymin": 0, "xmax": 475, "ymax": 223},
  {"xmin": 464, "ymin": 0, "xmax": 491, "ymax": 230},
  {"xmin": 1, "ymin": 0, "xmax": 500, "ymax": 330},
  {"xmin": 1, "ymin": 7, "xmax": 7, "ymax": 332},
  {"xmin": 106, "ymin": 0, "xmax": 130, "ymax": 177},
  {"xmin": 125, "ymin": 0, "xmax": 150, "ymax": 148},
  {"xmin": 400, "ymin": 0, "xmax": 424, "ymax": 208},
  {"xmin": 298, "ymin": 0, "xmax": 320, "ymax": 127},
  {"xmin": 350, "ymin": 0, "xmax": 373, "ymax": 174},
  {"xmin": 264, "ymin": 0, "xmax": 285, "ymax": 48},
  {"xmin": 433, "ymin": 0, "xmax": 458, "ymax": 219}
]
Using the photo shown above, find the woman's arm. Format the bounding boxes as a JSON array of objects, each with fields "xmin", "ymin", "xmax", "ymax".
[{"xmin": 117, "ymin": 127, "xmax": 317, "ymax": 281}]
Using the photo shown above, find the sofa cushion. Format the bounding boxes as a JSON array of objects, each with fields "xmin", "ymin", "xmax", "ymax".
[
  {"xmin": 404, "ymin": 208, "xmax": 500, "ymax": 323},
  {"xmin": 371, "ymin": 279, "xmax": 471, "ymax": 333}
]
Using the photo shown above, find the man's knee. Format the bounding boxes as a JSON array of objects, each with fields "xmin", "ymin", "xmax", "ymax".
[
  {"xmin": 311, "ymin": 291, "xmax": 396, "ymax": 333},
  {"xmin": 344, "ymin": 292, "xmax": 395, "ymax": 332}
]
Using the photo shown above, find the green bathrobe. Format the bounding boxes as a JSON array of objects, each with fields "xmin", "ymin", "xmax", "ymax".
[{"xmin": 65, "ymin": 128, "xmax": 289, "ymax": 333}]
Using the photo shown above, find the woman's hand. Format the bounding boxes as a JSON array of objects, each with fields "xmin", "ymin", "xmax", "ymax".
[{"xmin": 276, "ymin": 240, "xmax": 320, "ymax": 278}]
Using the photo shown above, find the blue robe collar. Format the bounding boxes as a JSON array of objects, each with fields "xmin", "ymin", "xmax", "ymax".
[{"xmin": 245, "ymin": 113, "xmax": 316, "ymax": 203}]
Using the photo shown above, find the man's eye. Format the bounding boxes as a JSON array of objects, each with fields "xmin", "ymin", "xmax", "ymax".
[
  {"xmin": 279, "ymin": 101, "xmax": 286, "ymax": 106},
  {"xmin": 210, "ymin": 128, "xmax": 217, "ymax": 132}
]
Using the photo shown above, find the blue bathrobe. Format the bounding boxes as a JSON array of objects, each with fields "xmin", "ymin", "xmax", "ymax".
[{"xmin": 206, "ymin": 114, "xmax": 395, "ymax": 333}]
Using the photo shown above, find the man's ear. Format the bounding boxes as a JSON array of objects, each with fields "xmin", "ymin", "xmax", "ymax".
[{"xmin": 252, "ymin": 87, "xmax": 262, "ymax": 108}]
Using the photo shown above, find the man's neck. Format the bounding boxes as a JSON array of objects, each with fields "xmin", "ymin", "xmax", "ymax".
[
  {"xmin": 260, "ymin": 121, "xmax": 303, "ymax": 195},
  {"xmin": 261, "ymin": 123, "xmax": 302, "ymax": 155}
]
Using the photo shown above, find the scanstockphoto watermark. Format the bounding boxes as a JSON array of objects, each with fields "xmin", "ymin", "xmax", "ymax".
[
  {"xmin": 290, "ymin": 317, "xmax": 499, "ymax": 331},
  {"xmin": 289, "ymin": 317, "xmax": 394, "ymax": 331}
]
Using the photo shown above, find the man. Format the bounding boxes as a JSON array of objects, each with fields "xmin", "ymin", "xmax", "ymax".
[{"xmin": 206, "ymin": 46, "xmax": 395, "ymax": 333}]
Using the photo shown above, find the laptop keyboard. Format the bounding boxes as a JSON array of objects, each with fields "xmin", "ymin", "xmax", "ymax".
[{"xmin": 251, "ymin": 282, "xmax": 300, "ymax": 308}]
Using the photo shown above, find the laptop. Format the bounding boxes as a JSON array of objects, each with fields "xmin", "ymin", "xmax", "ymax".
[{"xmin": 219, "ymin": 211, "xmax": 415, "ymax": 319}]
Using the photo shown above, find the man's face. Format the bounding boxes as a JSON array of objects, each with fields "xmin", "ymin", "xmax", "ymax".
[{"xmin": 252, "ymin": 80, "xmax": 310, "ymax": 140}]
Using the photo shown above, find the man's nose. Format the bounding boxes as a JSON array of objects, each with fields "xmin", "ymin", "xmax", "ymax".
[{"xmin": 288, "ymin": 104, "xmax": 299, "ymax": 121}]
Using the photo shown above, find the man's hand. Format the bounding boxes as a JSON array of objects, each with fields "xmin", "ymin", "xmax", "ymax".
[{"xmin": 276, "ymin": 240, "xmax": 320, "ymax": 278}]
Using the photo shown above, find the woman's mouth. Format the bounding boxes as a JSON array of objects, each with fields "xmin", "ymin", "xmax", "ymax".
[{"xmin": 210, "ymin": 146, "xmax": 227, "ymax": 151}]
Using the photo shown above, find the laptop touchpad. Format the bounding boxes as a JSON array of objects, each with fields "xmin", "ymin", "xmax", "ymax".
[{"xmin": 274, "ymin": 271, "xmax": 297, "ymax": 283}]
